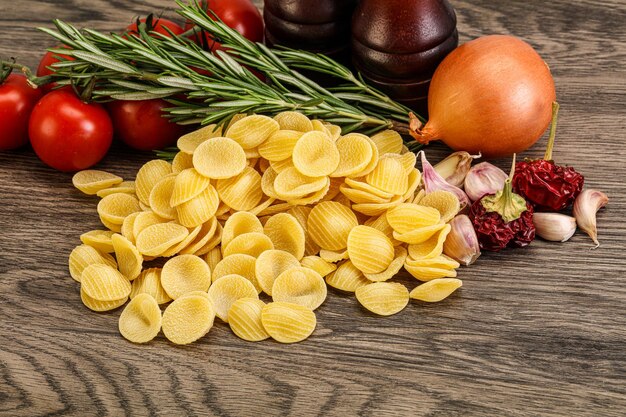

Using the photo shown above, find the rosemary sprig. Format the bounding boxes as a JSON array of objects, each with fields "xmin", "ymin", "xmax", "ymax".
[{"xmin": 38, "ymin": 1, "xmax": 423, "ymax": 145}]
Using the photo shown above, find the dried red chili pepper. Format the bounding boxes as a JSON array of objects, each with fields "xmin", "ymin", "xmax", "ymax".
[
  {"xmin": 512, "ymin": 102, "xmax": 584, "ymax": 211},
  {"xmin": 470, "ymin": 155, "xmax": 535, "ymax": 251}
]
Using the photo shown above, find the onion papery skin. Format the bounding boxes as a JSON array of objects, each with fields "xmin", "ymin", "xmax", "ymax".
[{"xmin": 413, "ymin": 35, "xmax": 556, "ymax": 159}]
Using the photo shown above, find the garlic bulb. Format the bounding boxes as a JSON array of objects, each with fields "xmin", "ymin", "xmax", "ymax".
[
  {"xmin": 573, "ymin": 189, "xmax": 609, "ymax": 248},
  {"xmin": 433, "ymin": 151, "xmax": 479, "ymax": 188},
  {"xmin": 420, "ymin": 151, "xmax": 470, "ymax": 210},
  {"xmin": 443, "ymin": 215, "xmax": 481, "ymax": 265},
  {"xmin": 464, "ymin": 162, "xmax": 508, "ymax": 202},
  {"xmin": 532, "ymin": 213, "xmax": 576, "ymax": 242}
]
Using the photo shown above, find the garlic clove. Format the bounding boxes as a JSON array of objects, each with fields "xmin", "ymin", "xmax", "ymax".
[
  {"xmin": 434, "ymin": 151, "xmax": 480, "ymax": 188},
  {"xmin": 464, "ymin": 162, "xmax": 508, "ymax": 202},
  {"xmin": 420, "ymin": 151, "xmax": 471, "ymax": 210},
  {"xmin": 532, "ymin": 212, "xmax": 577, "ymax": 242},
  {"xmin": 573, "ymin": 189, "xmax": 609, "ymax": 248},
  {"xmin": 442, "ymin": 215, "xmax": 481, "ymax": 266}
]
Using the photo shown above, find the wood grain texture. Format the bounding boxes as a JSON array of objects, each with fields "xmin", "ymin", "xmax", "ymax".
[{"xmin": 1, "ymin": 0, "xmax": 625, "ymax": 416}]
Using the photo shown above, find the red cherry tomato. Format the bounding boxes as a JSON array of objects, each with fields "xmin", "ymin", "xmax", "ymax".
[
  {"xmin": 126, "ymin": 17, "xmax": 184, "ymax": 38},
  {"xmin": 29, "ymin": 89, "xmax": 113, "ymax": 171},
  {"xmin": 108, "ymin": 99, "xmax": 187, "ymax": 151},
  {"xmin": 185, "ymin": 0, "xmax": 264, "ymax": 51},
  {"xmin": 36, "ymin": 46, "xmax": 74, "ymax": 92},
  {"xmin": 0, "ymin": 74, "xmax": 43, "ymax": 150}
]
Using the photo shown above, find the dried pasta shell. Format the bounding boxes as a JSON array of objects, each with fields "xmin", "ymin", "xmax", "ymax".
[
  {"xmin": 207, "ymin": 274, "xmax": 259, "ymax": 322},
  {"xmin": 300, "ymin": 256, "xmax": 337, "ymax": 278},
  {"xmin": 256, "ymin": 202, "xmax": 294, "ymax": 217},
  {"xmin": 366, "ymin": 157, "xmax": 408, "ymax": 195},
  {"xmin": 221, "ymin": 211, "xmax": 263, "ymax": 248},
  {"xmin": 269, "ymin": 157, "xmax": 295, "ymax": 173},
  {"xmin": 386, "ymin": 203, "xmax": 441, "ymax": 234},
  {"xmin": 216, "ymin": 166, "xmax": 263, "ymax": 211},
  {"xmin": 248, "ymin": 197, "xmax": 276, "ymax": 217},
  {"xmin": 272, "ymin": 267, "xmax": 327, "ymax": 310},
  {"xmin": 135, "ymin": 222, "xmax": 189, "ymax": 257},
  {"xmin": 363, "ymin": 247, "xmax": 407, "ymax": 282},
  {"xmin": 135, "ymin": 159, "xmax": 172, "ymax": 205},
  {"xmin": 81, "ymin": 264, "xmax": 131, "ymax": 302},
  {"xmin": 351, "ymin": 195, "xmax": 404, "ymax": 217},
  {"xmin": 255, "ymin": 250, "xmax": 300, "ymax": 296},
  {"xmin": 273, "ymin": 111, "xmax": 314, "ymax": 132},
  {"xmin": 287, "ymin": 206, "xmax": 320, "ymax": 257},
  {"xmin": 292, "ymin": 131, "xmax": 340, "ymax": 177},
  {"xmin": 149, "ymin": 175, "xmax": 177, "ymax": 220},
  {"xmin": 118, "ymin": 293, "xmax": 162, "ymax": 344},
  {"xmin": 344, "ymin": 177, "xmax": 394, "ymax": 199},
  {"xmin": 130, "ymin": 268, "xmax": 171, "ymax": 304},
  {"xmin": 258, "ymin": 130, "xmax": 302, "ymax": 161},
  {"xmin": 353, "ymin": 138, "xmax": 380, "ymax": 178},
  {"xmin": 261, "ymin": 167, "xmax": 280, "ymax": 199},
  {"xmin": 331, "ymin": 134, "xmax": 374, "ymax": 177},
  {"xmin": 404, "ymin": 255, "xmax": 460, "ymax": 270},
  {"xmin": 193, "ymin": 137, "xmax": 246, "ymax": 179},
  {"xmin": 319, "ymin": 249, "xmax": 349, "ymax": 263},
  {"xmin": 263, "ymin": 213, "xmax": 306, "ymax": 260},
  {"xmin": 261, "ymin": 302, "xmax": 316, "ymax": 344},
  {"xmin": 193, "ymin": 223, "xmax": 223, "ymax": 256},
  {"xmin": 178, "ymin": 217, "xmax": 218, "ymax": 255},
  {"xmin": 409, "ymin": 278, "xmax": 463, "ymax": 302},
  {"xmin": 69, "ymin": 244, "xmax": 115, "ymax": 282},
  {"xmin": 403, "ymin": 169, "xmax": 422, "ymax": 202},
  {"xmin": 390, "ymin": 152, "xmax": 417, "ymax": 174},
  {"xmin": 213, "ymin": 253, "xmax": 260, "ymax": 292},
  {"xmin": 96, "ymin": 181, "xmax": 136, "ymax": 198},
  {"xmin": 325, "ymin": 123, "xmax": 342, "ymax": 141},
  {"xmin": 339, "ymin": 184, "xmax": 393, "ymax": 204},
  {"xmin": 325, "ymin": 260, "xmax": 370, "ymax": 293},
  {"xmin": 162, "ymin": 295, "xmax": 215, "ymax": 345},
  {"xmin": 228, "ymin": 298, "xmax": 270, "ymax": 342},
  {"xmin": 176, "ymin": 184, "xmax": 219, "ymax": 228},
  {"xmin": 404, "ymin": 265, "xmax": 458, "ymax": 281},
  {"xmin": 97, "ymin": 193, "xmax": 141, "ymax": 225},
  {"xmin": 396, "ymin": 222, "xmax": 450, "ymax": 246},
  {"xmin": 120, "ymin": 212, "xmax": 141, "ymax": 243},
  {"xmin": 412, "ymin": 189, "xmax": 426, "ymax": 204},
  {"xmin": 419, "ymin": 190, "xmax": 461, "ymax": 223},
  {"xmin": 204, "ymin": 247, "xmax": 223, "ymax": 271},
  {"xmin": 170, "ymin": 168, "xmax": 211, "ymax": 207},
  {"xmin": 370, "ymin": 130, "xmax": 403, "ymax": 155},
  {"xmin": 321, "ymin": 177, "xmax": 343, "ymax": 202},
  {"xmin": 223, "ymin": 232, "xmax": 274, "ymax": 258},
  {"xmin": 160, "ymin": 223, "xmax": 203, "ymax": 258},
  {"xmin": 307, "ymin": 201, "xmax": 358, "ymax": 251},
  {"xmin": 132, "ymin": 211, "xmax": 166, "ymax": 239},
  {"xmin": 73, "ymin": 170, "xmax": 123, "ymax": 195},
  {"xmin": 363, "ymin": 214, "xmax": 402, "ymax": 246},
  {"xmin": 111, "ymin": 234, "xmax": 143, "ymax": 281},
  {"xmin": 177, "ymin": 124, "xmax": 221, "ymax": 154},
  {"xmin": 407, "ymin": 225, "xmax": 452, "ymax": 260},
  {"xmin": 80, "ymin": 230, "xmax": 115, "ymax": 253},
  {"xmin": 355, "ymin": 282, "xmax": 409, "ymax": 316},
  {"xmin": 172, "ymin": 151, "xmax": 194, "ymax": 173},
  {"xmin": 161, "ymin": 254, "xmax": 212, "ymax": 299},
  {"xmin": 285, "ymin": 179, "xmax": 330, "ymax": 206},
  {"xmin": 226, "ymin": 115, "xmax": 279, "ymax": 149},
  {"xmin": 273, "ymin": 167, "xmax": 327, "ymax": 200},
  {"xmin": 347, "ymin": 226, "xmax": 395, "ymax": 274},
  {"xmin": 80, "ymin": 289, "xmax": 127, "ymax": 312}
]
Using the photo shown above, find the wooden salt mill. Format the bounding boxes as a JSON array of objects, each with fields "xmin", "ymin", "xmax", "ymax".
[
  {"xmin": 351, "ymin": 0, "xmax": 459, "ymax": 116},
  {"xmin": 263, "ymin": 0, "xmax": 358, "ymax": 63}
]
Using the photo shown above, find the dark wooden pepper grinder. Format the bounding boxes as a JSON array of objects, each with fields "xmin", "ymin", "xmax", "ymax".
[
  {"xmin": 263, "ymin": 0, "xmax": 358, "ymax": 63},
  {"xmin": 351, "ymin": 0, "xmax": 458, "ymax": 116}
]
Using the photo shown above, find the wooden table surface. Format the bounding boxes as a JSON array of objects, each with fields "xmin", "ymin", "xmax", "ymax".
[{"xmin": 1, "ymin": 1, "xmax": 625, "ymax": 416}]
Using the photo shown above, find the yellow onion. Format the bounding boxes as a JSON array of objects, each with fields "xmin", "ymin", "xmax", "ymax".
[{"xmin": 410, "ymin": 35, "xmax": 556, "ymax": 158}]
